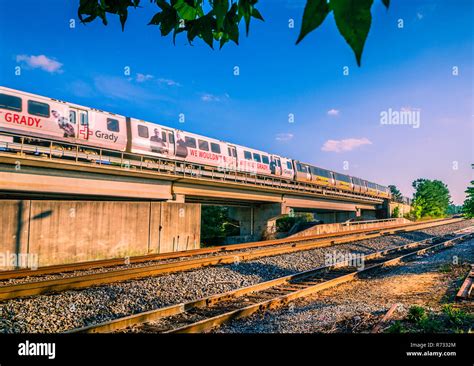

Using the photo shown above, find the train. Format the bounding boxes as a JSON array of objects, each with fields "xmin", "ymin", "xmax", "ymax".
[{"xmin": 0, "ymin": 86, "xmax": 391, "ymax": 199}]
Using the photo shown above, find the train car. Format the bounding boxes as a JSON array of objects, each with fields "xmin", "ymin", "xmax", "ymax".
[
  {"xmin": 366, "ymin": 181, "xmax": 378, "ymax": 196},
  {"xmin": 234, "ymin": 144, "xmax": 273, "ymax": 176},
  {"xmin": 128, "ymin": 118, "xmax": 177, "ymax": 159},
  {"xmin": 351, "ymin": 176, "xmax": 367, "ymax": 194},
  {"xmin": 333, "ymin": 172, "xmax": 353, "ymax": 192},
  {"xmin": 174, "ymin": 130, "xmax": 235, "ymax": 170},
  {"xmin": 293, "ymin": 160, "xmax": 312, "ymax": 183},
  {"xmin": 270, "ymin": 155, "xmax": 295, "ymax": 180},
  {"xmin": 308, "ymin": 165, "xmax": 335, "ymax": 187},
  {"xmin": 377, "ymin": 184, "xmax": 391, "ymax": 198},
  {"xmin": 0, "ymin": 86, "xmax": 128, "ymax": 151}
]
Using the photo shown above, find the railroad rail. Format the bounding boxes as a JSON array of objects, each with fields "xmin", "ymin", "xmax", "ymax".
[
  {"xmin": 0, "ymin": 217, "xmax": 465, "ymax": 301},
  {"xmin": 0, "ymin": 217, "xmax": 460, "ymax": 281},
  {"xmin": 68, "ymin": 227, "xmax": 474, "ymax": 334}
]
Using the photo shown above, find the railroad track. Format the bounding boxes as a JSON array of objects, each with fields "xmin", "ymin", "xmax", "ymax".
[
  {"xmin": 68, "ymin": 227, "xmax": 474, "ymax": 334},
  {"xmin": 0, "ymin": 217, "xmax": 456, "ymax": 281},
  {"xmin": 0, "ymin": 218, "xmax": 465, "ymax": 301}
]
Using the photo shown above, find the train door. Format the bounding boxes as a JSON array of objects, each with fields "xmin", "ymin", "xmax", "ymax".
[
  {"xmin": 270, "ymin": 156, "xmax": 282, "ymax": 175},
  {"xmin": 228, "ymin": 145, "xmax": 237, "ymax": 170},
  {"xmin": 162, "ymin": 128, "xmax": 175, "ymax": 156},
  {"xmin": 71, "ymin": 107, "xmax": 89, "ymax": 141}
]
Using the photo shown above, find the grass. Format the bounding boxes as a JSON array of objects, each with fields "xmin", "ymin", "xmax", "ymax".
[{"xmin": 385, "ymin": 304, "xmax": 473, "ymax": 333}]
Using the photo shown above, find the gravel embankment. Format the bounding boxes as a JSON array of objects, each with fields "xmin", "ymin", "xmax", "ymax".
[
  {"xmin": 0, "ymin": 219, "xmax": 472, "ymax": 333},
  {"xmin": 215, "ymin": 236, "xmax": 474, "ymax": 333}
]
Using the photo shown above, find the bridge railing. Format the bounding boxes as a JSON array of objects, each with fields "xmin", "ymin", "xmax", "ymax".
[{"xmin": 0, "ymin": 132, "xmax": 384, "ymax": 203}]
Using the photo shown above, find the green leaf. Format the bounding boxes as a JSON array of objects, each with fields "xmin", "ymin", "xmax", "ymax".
[
  {"xmin": 238, "ymin": 0, "xmax": 252, "ymax": 35},
  {"xmin": 213, "ymin": 0, "xmax": 229, "ymax": 31},
  {"xmin": 331, "ymin": 0, "xmax": 374, "ymax": 66},
  {"xmin": 174, "ymin": 0, "xmax": 197, "ymax": 20},
  {"xmin": 251, "ymin": 8, "xmax": 264, "ymax": 21},
  {"xmin": 381, "ymin": 0, "xmax": 390, "ymax": 9},
  {"xmin": 296, "ymin": 0, "xmax": 331, "ymax": 44}
]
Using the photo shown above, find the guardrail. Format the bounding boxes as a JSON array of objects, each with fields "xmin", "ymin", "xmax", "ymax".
[
  {"xmin": 0, "ymin": 132, "xmax": 384, "ymax": 203},
  {"xmin": 342, "ymin": 218, "xmax": 399, "ymax": 226}
]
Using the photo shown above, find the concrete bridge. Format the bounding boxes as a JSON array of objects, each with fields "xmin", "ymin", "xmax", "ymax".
[{"xmin": 0, "ymin": 150, "xmax": 411, "ymax": 268}]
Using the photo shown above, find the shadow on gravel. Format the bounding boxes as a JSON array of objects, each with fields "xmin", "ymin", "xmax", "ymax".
[
  {"xmin": 357, "ymin": 241, "xmax": 474, "ymax": 282},
  {"xmin": 226, "ymin": 261, "xmax": 295, "ymax": 281}
]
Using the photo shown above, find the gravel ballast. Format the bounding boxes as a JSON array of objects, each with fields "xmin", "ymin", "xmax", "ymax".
[{"xmin": 0, "ymin": 219, "xmax": 472, "ymax": 333}]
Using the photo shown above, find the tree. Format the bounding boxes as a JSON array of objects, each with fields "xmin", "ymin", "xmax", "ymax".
[
  {"xmin": 462, "ymin": 181, "xmax": 474, "ymax": 218},
  {"xmin": 78, "ymin": 0, "xmax": 391, "ymax": 66},
  {"xmin": 411, "ymin": 179, "xmax": 451, "ymax": 219},
  {"xmin": 201, "ymin": 206, "xmax": 239, "ymax": 245},
  {"xmin": 388, "ymin": 184, "xmax": 402, "ymax": 201}
]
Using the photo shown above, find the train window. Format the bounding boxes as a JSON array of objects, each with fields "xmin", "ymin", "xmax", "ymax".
[
  {"xmin": 198, "ymin": 139, "xmax": 209, "ymax": 151},
  {"xmin": 210, "ymin": 143, "xmax": 221, "ymax": 154},
  {"xmin": 138, "ymin": 125, "xmax": 149, "ymax": 138},
  {"xmin": 168, "ymin": 133, "xmax": 174, "ymax": 144},
  {"xmin": 80, "ymin": 112, "xmax": 88, "ymax": 126},
  {"xmin": 0, "ymin": 93, "xmax": 22, "ymax": 111},
  {"xmin": 107, "ymin": 118, "xmax": 120, "ymax": 132},
  {"xmin": 287, "ymin": 161, "xmax": 293, "ymax": 170},
  {"xmin": 262, "ymin": 155, "xmax": 269, "ymax": 165},
  {"xmin": 185, "ymin": 137, "xmax": 196, "ymax": 148},
  {"xmin": 69, "ymin": 111, "xmax": 76, "ymax": 124},
  {"xmin": 277, "ymin": 159, "xmax": 281, "ymax": 167},
  {"xmin": 244, "ymin": 151, "xmax": 252, "ymax": 160},
  {"xmin": 252, "ymin": 153, "xmax": 261, "ymax": 163},
  {"xmin": 228, "ymin": 148, "xmax": 232, "ymax": 156},
  {"xmin": 319, "ymin": 168, "xmax": 331, "ymax": 178},
  {"xmin": 161, "ymin": 131, "xmax": 167, "ymax": 142},
  {"xmin": 335, "ymin": 173, "xmax": 351, "ymax": 183},
  {"xmin": 28, "ymin": 100, "xmax": 50, "ymax": 117},
  {"xmin": 296, "ymin": 163, "xmax": 308, "ymax": 173},
  {"xmin": 232, "ymin": 149, "xmax": 237, "ymax": 158}
]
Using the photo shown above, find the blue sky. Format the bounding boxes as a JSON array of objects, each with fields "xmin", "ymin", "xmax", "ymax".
[{"xmin": 0, "ymin": 0, "xmax": 472, "ymax": 204}]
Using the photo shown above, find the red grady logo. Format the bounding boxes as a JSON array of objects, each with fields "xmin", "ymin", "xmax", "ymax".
[{"xmin": 3, "ymin": 112, "xmax": 42, "ymax": 128}]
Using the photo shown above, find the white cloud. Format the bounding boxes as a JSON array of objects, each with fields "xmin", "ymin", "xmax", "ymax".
[
  {"xmin": 16, "ymin": 54, "xmax": 63, "ymax": 73},
  {"xmin": 321, "ymin": 138, "xmax": 372, "ymax": 153},
  {"xmin": 136, "ymin": 73, "xmax": 154, "ymax": 82},
  {"xmin": 158, "ymin": 78, "xmax": 181, "ymax": 87},
  {"xmin": 94, "ymin": 76, "xmax": 170, "ymax": 102},
  {"xmin": 327, "ymin": 108, "xmax": 340, "ymax": 116},
  {"xmin": 201, "ymin": 93, "xmax": 221, "ymax": 102},
  {"xmin": 275, "ymin": 133, "xmax": 294, "ymax": 142}
]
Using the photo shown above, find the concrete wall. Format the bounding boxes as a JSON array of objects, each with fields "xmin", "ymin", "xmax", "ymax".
[
  {"xmin": 227, "ymin": 203, "xmax": 285, "ymax": 242},
  {"xmin": 0, "ymin": 200, "xmax": 201, "ymax": 269},
  {"xmin": 288, "ymin": 218, "xmax": 411, "ymax": 238},
  {"xmin": 389, "ymin": 202, "xmax": 412, "ymax": 217}
]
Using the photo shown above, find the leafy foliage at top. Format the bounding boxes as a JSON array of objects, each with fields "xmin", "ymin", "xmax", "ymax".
[
  {"xmin": 78, "ymin": 0, "xmax": 391, "ymax": 65},
  {"xmin": 462, "ymin": 181, "xmax": 474, "ymax": 218},
  {"xmin": 411, "ymin": 179, "xmax": 451, "ymax": 219},
  {"xmin": 388, "ymin": 184, "xmax": 402, "ymax": 201}
]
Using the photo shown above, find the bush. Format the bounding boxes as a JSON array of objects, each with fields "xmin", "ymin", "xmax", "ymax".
[
  {"xmin": 442, "ymin": 304, "xmax": 470, "ymax": 326},
  {"xmin": 408, "ymin": 305, "xmax": 428, "ymax": 323},
  {"xmin": 392, "ymin": 206, "xmax": 400, "ymax": 218},
  {"xmin": 276, "ymin": 213, "xmax": 314, "ymax": 233}
]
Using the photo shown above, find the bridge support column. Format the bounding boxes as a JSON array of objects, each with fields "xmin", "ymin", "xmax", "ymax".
[{"xmin": 228, "ymin": 203, "xmax": 286, "ymax": 242}]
